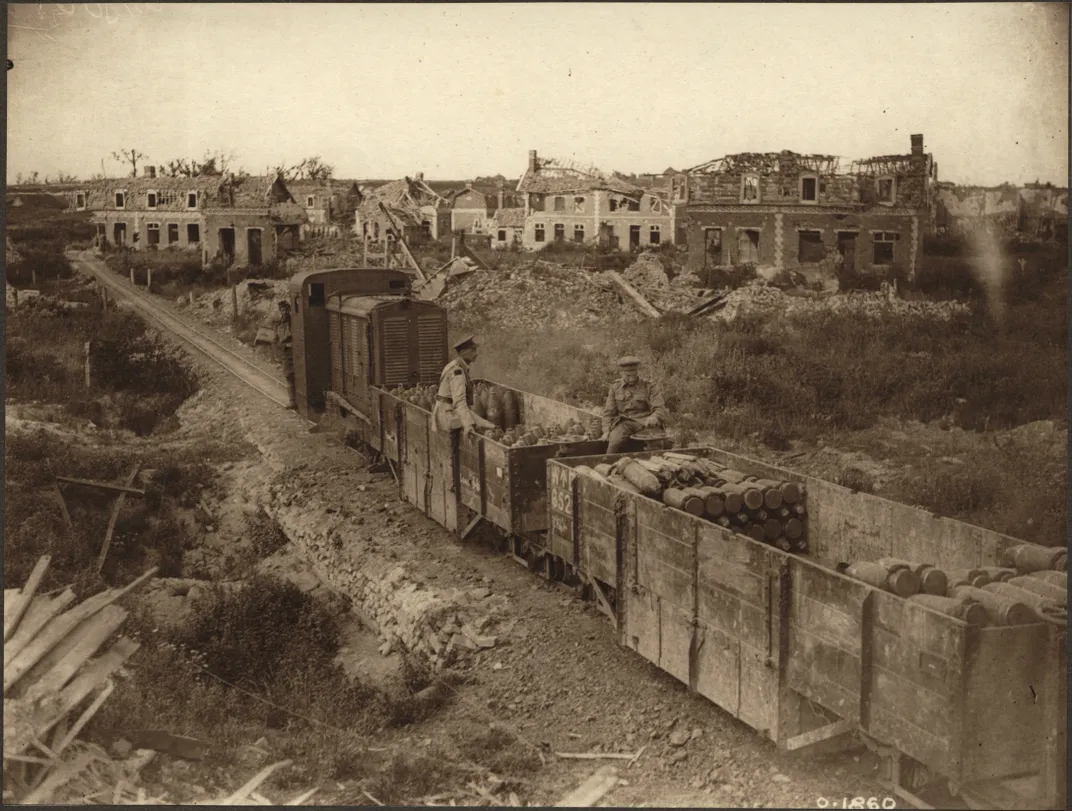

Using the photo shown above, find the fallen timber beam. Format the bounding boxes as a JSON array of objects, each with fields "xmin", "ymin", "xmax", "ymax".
[
  {"xmin": 54, "ymin": 476, "xmax": 146, "ymax": 497},
  {"xmin": 606, "ymin": 271, "xmax": 661, "ymax": 318},
  {"xmin": 377, "ymin": 203, "xmax": 427, "ymax": 281},
  {"xmin": 98, "ymin": 464, "xmax": 141, "ymax": 573}
]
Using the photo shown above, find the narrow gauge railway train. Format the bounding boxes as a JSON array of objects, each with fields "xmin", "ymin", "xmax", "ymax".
[{"xmin": 288, "ymin": 268, "xmax": 1066, "ymax": 810}]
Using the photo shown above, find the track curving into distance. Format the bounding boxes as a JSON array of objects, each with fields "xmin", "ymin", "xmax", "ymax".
[{"xmin": 70, "ymin": 251, "xmax": 293, "ymax": 410}]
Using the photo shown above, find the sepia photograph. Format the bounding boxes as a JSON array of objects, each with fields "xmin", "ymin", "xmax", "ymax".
[{"xmin": 4, "ymin": 2, "xmax": 1068, "ymax": 807}]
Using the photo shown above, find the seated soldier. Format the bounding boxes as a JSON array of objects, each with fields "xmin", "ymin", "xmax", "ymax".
[{"xmin": 601, "ymin": 356, "xmax": 669, "ymax": 454}]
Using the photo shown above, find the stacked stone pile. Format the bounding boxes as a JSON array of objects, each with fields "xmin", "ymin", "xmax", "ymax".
[{"xmin": 261, "ymin": 479, "xmax": 509, "ymax": 671}]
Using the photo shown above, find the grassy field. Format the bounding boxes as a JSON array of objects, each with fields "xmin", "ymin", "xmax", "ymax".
[{"xmin": 455, "ymin": 244, "xmax": 1068, "ymax": 545}]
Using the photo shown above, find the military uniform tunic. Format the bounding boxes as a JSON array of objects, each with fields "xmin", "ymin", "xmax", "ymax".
[
  {"xmin": 433, "ymin": 357, "xmax": 477, "ymax": 432},
  {"xmin": 602, "ymin": 377, "xmax": 669, "ymax": 453}
]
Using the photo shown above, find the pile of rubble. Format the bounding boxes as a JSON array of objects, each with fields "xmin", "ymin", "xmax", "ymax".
[
  {"xmin": 440, "ymin": 262, "xmax": 641, "ymax": 330},
  {"xmin": 179, "ymin": 278, "xmax": 290, "ymax": 331},
  {"xmin": 709, "ymin": 283, "xmax": 972, "ymax": 323}
]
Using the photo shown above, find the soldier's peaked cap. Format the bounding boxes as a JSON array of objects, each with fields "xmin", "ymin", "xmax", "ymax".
[
  {"xmin": 454, "ymin": 335, "xmax": 478, "ymax": 352},
  {"xmin": 618, "ymin": 356, "xmax": 641, "ymax": 368}
]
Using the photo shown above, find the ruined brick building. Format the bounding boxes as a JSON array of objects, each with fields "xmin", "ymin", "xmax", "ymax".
[
  {"xmin": 516, "ymin": 150, "xmax": 676, "ymax": 251},
  {"xmin": 449, "ymin": 182, "xmax": 522, "ymax": 236},
  {"xmin": 287, "ymin": 178, "xmax": 363, "ymax": 237},
  {"xmin": 683, "ymin": 134, "xmax": 937, "ymax": 280},
  {"xmin": 354, "ymin": 174, "xmax": 452, "ymax": 243},
  {"xmin": 69, "ymin": 168, "xmax": 306, "ymax": 267},
  {"xmin": 935, "ymin": 182, "xmax": 1068, "ymax": 241}
]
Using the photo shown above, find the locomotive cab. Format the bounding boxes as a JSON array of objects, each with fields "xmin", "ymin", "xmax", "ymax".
[
  {"xmin": 289, "ymin": 267, "xmax": 413, "ymax": 418},
  {"xmin": 325, "ymin": 294, "xmax": 448, "ymax": 423}
]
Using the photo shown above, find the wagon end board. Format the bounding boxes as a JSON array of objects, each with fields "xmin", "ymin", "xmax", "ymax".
[
  {"xmin": 546, "ymin": 461, "xmax": 577, "ymax": 564},
  {"xmin": 785, "ymin": 559, "xmax": 870, "ymax": 725},
  {"xmin": 481, "ymin": 440, "xmax": 511, "ymax": 530},
  {"xmin": 634, "ymin": 497, "xmax": 697, "ymax": 613},
  {"xmin": 457, "ymin": 432, "xmax": 484, "ymax": 515},
  {"xmin": 378, "ymin": 391, "xmax": 402, "ymax": 463},
  {"xmin": 401, "ymin": 404, "xmax": 431, "ymax": 512},
  {"xmin": 866, "ymin": 590, "xmax": 969, "ymax": 779},
  {"xmin": 576, "ymin": 475, "xmax": 621, "ymax": 587},
  {"xmin": 959, "ymin": 622, "xmax": 1057, "ymax": 784}
]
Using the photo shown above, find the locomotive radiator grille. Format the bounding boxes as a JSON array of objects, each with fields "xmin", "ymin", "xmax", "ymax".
[
  {"xmin": 382, "ymin": 317, "xmax": 412, "ymax": 385},
  {"xmin": 345, "ymin": 316, "xmax": 364, "ymax": 393},
  {"xmin": 417, "ymin": 314, "xmax": 446, "ymax": 383}
]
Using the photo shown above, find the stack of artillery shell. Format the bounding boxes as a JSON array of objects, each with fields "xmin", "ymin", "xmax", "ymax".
[
  {"xmin": 836, "ymin": 554, "xmax": 1067, "ymax": 626},
  {"xmin": 1003, "ymin": 544, "xmax": 1067, "ymax": 574},
  {"xmin": 572, "ymin": 453, "xmax": 809, "ymax": 556}
]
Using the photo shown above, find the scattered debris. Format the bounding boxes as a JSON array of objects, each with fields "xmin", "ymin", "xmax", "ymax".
[
  {"xmin": 3, "ymin": 557, "xmax": 158, "ymax": 805},
  {"xmin": 553, "ymin": 764, "xmax": 620, "ymax": 808}
]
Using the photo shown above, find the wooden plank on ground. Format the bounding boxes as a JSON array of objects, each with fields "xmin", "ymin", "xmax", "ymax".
[
  {"xmin": 4, "ymin": 556, "xmax": 51, "ymax": 642},
  {"xmin": 4, "ymin": 591, "xmax": 77, "ymax": 663},
  {"xmin": 554, "ymin": 765, "xmax": 620, "ymax": 807},
  {"xmin": 55, "ymin": 476, "xmax": 146, "ymax": 497},
  {"xmin": 98, "ymin": 464, "xmax": 141, "ymax": 573},
  {"xmin": 22, "ymin": 604, "xmax": 129, "ymax": 702},
  {"xmin": 607, "ymin": 271, "xmax": 661, "ymax": 318},
  {"xmin": 4, "ymin": 568, "xmax": 156, "ymax": 691},
  {"xmin": 53, "ymin": 482, "xmax": 73, "ymax": 532}
]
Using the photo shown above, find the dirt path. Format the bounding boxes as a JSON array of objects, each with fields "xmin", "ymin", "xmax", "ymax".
[{"xmin": 77, "ymin": 257, "xmax": 898, "ymax": 807}]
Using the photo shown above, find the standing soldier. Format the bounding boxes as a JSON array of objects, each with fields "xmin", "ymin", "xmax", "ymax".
[
  {"xmin": 602, "ymin": 356, "xmax": 669, "ymax": 453},
  {"xmin": 275, "ymin": 299, "xmax": 296, "ymax": 409},
  {"xmin": 433, "ymin": 335, "xmax": 496, "ymax": 436}
]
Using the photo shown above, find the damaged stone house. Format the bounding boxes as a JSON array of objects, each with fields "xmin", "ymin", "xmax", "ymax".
[
  {"xmin": 516, "ymin": 150, "xmax": 676, "ymax": 251},
  {"xmin": 354, "ymin": 174, "xmax": 452, "ymax": 243},
  {"xmin": 683, "ymin": 134, "xmax": 937, "ymax": 280},
  {"xmin": 287, "ymin": 178, "xmax": 363, "ymax": 238},
  {"xmin": 488, "ymin": 207, "xmax": 526, "ymax": 248},
  {"xmin": 450, "ymin": 182, "xmax": 522, "ymax": 236},
  {"xmin": 69, "ymin": 168, "xmax": 307, "ymax": 268},
  {"xmin": 935, "ymin": 182, "xmax": 1068, "ymax": 241}
]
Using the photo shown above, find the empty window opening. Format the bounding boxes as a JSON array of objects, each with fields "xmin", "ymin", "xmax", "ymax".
[
  {"xmin": 872, "ymin": 231, "xmax": 899, "ymax": 264},
  {"xmin": 187, "ymin": 223, "xmax": 201, "ymax": 243},
  {"xmin": 167, "ymin": 223, "xmax": 179, "ymax": 244},
  {"xmin": 574, "ymin": 196, "xmax": 585, "ymax": 213},
  {"xmin": 307, "ymin": 195, "xmax": 315, "ymax": 207},
  {"xmin": 76, "ymin": 192, "xmax": 86, "ymax": 210},
  {"xmin": 146, "ymin": 223, "xmax": 161, "ymax": 247},
  {"xmin": 573, "ymin": 224, "xmax": 585, "ymax": 242},
  {"xmin": 308, "ymin": 282, "xmax": 326, "ymax": 307},
  {"xmin": 737, "ymin": 229, "xmax": 760, "ymax": 263},
  {"xmin": 800, "ymin": 176, "xmax": 818, "ymax": 203},
  {"xmin": 115, "ymin": 192, "xmax": 126, "ymax": 209},
  {"xmin": 147, "ymin": 192, "xmax": 157, "ymax": 209},
  {"xmin": 609, "ymin": 198, "xmax": 619, "ymax": 212},
  {"xmin": 649, "ymin": 225, "xmax": 661, "ymax": 245},
  {"xmin": 629, "ymin": 225, "xmax": 641, "ymax": 249},
  {"xmin": 187, "ymin": 192, "xmax": 198, "ymax": 209},
  {"xmin": 649, "ymin": 196, "xmax": 662, "ymax": 213},
  {"xmin": 741, "ymin": 175, "xmax": 760, "ymax": 203},
  {"xmin": 531, "ymin": 194, "xmax": 545, "ymax": 212},
  {"xmin": 373, "ymin": 222, "xmax": 380, "ymax": 240},
  {"xmin": 554, "ymin": 223, "xmax": 565, "ymax": 242},
  {"xmin": 553, "ymin": 196, "xmax": 565, "ymax": 212},
  {"xmin": 704, "ymin": 228, "xmax": 723, "ymax": 268},
  {"xmin": 627, "ymin": 199, "xmax": 640, "ymax": 212},
  {"xmin": 878, "ymin": 177, "xmax": 896, "ymax": 203},
  {"xmin": 534, "ymin": 223, "xmax": 546, "ymax": 243},
  {"xmin": 797, "ymin": 230, "xmax": 824, "ymax": 263},
  {"xmin": 113, "ymin": 222, "xmax": 127, "ymax": 245},
  {"xmin": 498, "ymin": 229, "xmax": 507, "ymax": 241}
]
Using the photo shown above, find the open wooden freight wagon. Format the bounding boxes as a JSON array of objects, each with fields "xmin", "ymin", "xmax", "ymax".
[
  {"xmin": 547, "ymin": 447, "xmax": 1067, "ymax": 810},
  {"xmin": 359, "ymin": 378, "xmax": 605, "ymax": 538}
]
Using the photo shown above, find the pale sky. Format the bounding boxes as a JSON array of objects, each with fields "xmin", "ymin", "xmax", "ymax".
[{"xmin": 6, "ymin": 3, "xmax": 1069, "ymax": 185}]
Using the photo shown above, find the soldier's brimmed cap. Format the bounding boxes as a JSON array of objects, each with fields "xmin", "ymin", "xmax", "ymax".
[
  {"xmin": 454, "ymin": 335, "xmax": 478, "ymax": 352},
  {"xmin": 618, "ymin": 356, "xmax": 641, "ymax": 369}
]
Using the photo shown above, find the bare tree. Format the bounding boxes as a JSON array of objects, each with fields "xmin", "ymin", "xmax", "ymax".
[
  {"xmin": 112, "ymin": 148, "xmax": 148, "ymax": 177},
  {"xmin": 55, "ymin": 171, "xmax": 79, "ymax": 183},
  {"xmin": 278, "ymin": 156, "xmax": 335, "ymax": 181}
]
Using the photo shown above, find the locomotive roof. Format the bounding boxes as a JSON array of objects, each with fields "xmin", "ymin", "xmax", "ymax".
[
  {"xmin": 326, "ymin": 293, "xmax": 441, "ymax": 318},
  {"xmin": 287, "ymin": 266, "xmax": 412, "ymax": 295}
]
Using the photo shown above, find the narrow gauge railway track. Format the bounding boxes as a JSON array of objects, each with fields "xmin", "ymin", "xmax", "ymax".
[{"xmin": 70, "ymin": 251, "xmax": 294, "ymax": 411}]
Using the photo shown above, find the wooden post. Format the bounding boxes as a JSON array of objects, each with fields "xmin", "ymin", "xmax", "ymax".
[
  {"xmin": 129, "ymin": 268, "xmax": 135, "ymax": 285},
  {"xmin": 146, "ymin": 267, "xmax": 152, "ymax": 292},
  {"xmin": 189, "ymin": 291, "xmax": 195, "ymax": 306},
  {"xmin": 84, "ymin": 342, "xmax": 92, "ymax": 389},
  {"xmin": 363, "ymin": 233, "xmax": 368, "ymax": 265},
  {"xmin": 231, "ymin": 285, "xmax": 239, "ymax": 323},
  {"xmin": 31, "ymin": 269, "xmax": 37, "ymax": 286}
]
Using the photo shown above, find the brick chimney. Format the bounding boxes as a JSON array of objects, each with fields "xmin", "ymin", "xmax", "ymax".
[
  {"xmin": 528, "ymin": 150, "xmax": 537, "ymax": 174},
  {"xmin": 910, "ymin": 134, "xmax": 924, "ymax": 157}
]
